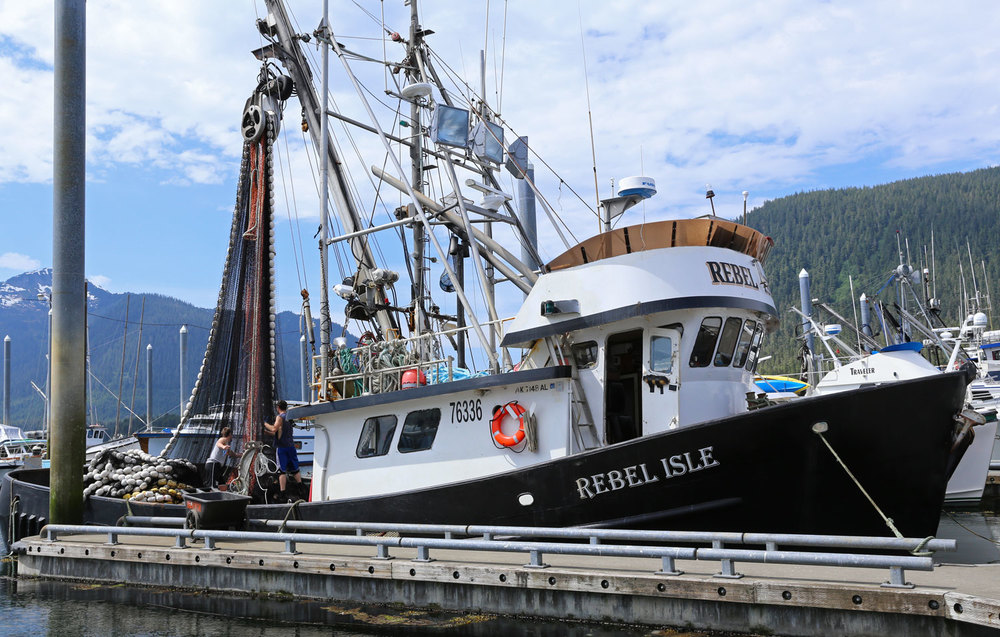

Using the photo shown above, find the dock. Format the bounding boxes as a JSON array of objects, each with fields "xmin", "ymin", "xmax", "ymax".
[{"xmin": 11, "ymin": 521, "xmax": 1000, "ymax": 636}]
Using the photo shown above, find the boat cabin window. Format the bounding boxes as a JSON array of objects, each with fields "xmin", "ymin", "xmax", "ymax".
[
  {"xmin": 397, "ymin": 408, "xmax": 441, "ymax": 453},
  {"xmin": 650, "ymin": 335, "xmax": 673, "ymax": 373},
  {"xmin": 714, "ymin": 317, "xmax": 743, "ymax": 366},
  {"xmin": 732, "ymin": 320, "xmax": 757, "ymax": 368},
  {"xmin": 745, "ymin": 323, "xmax": 764, "ymax": 372},
  {"xmin": 689, "ymin": 317, "xmax": 722, "ymax": 368},
  {"xmin": 572, "ymin": 341, "xmax": 599, "ymax": 369},
  {"xmin": 356, "ymin": 415, "xmax": 398, "ymax": 458}
]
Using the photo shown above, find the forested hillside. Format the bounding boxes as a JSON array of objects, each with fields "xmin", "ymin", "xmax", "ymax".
[{"xmin": 749, "ymin": 167, "xmax": 1000, "ymax": 374}]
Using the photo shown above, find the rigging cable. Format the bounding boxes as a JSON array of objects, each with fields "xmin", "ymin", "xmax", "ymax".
[
  {"xmin": 275, "ymin": 120, "xmax": 306, "ymax": 292},
  {"xmin": 426, "ymin": 46, "xmax": 594, "ymax": 232},
  {"xmin": 578, "ymin": 1, "xmax": 601, "ymax": 225},
  {"xmin": 498, "ymin": 0, "xmax": 508, "ymax": 113}
]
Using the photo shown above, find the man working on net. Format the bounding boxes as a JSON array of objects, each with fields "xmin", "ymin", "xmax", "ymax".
[{"xmin": 263, "ymin": 399, "xmax": 303, "ymax": 501}]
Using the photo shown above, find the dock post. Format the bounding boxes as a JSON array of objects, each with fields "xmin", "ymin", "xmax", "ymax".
[
  {"xmin": 50, "ymin": 0, "xmax": 87, "ymax": 525},
  {"xmin": 146, "ymin": 344, "xmax": 153, "ymax": 427},
  {"xmin": 3, "ymin": 335, "xmax": 9, "ymax": 425},
  {"xmin": 179, "ymin": 325, "xmax": 188, "ymax": 417}
]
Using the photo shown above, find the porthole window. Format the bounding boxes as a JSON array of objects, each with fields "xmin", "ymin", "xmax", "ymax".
[
  {"xmin": 689, "ymin": 317, "xmax": 722, "ymax": 368},
  {"xmin": 398, "ymin": 408, "xmax": 441, "ymax": 453},
  {"xmin": 356, "ymin": 415, "xmax": 397, "ymax": 458}
]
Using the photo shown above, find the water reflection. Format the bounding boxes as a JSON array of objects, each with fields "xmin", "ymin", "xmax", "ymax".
[
  {"xmin": 0, "ymin": 576, "xmax": 722, "ymax": 637},
  {"xmin": 936, "ymin": 510, "xmax": 1000, "ymax": 564}
]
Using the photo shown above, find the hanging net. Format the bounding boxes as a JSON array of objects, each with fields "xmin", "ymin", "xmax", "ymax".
[{"xmin": 159, "ymin": 69, "xmax": 291, "ymax": 487}]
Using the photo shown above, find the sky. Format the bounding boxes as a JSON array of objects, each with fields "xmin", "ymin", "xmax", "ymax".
[{"xmin": 2, "ymin": 1, "xmax": 1000, "ymax": 318}]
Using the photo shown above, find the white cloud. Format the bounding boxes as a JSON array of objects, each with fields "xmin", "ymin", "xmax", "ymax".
[
  {"xmin": 4, "ymin": 1, "xmax": 1000, "ymax": 307},
  {"xmin": 0, "ymin": 253, "xmax": 41, "ymax": 271}
]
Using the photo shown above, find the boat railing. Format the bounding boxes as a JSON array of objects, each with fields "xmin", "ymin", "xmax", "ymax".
[
  {"xmin": 312, "ymin": 317, "xmax": 513, "ymax": 401},
  {"xmin": 42, "ymin": 519, "xmax": 956, "ymax": 588}
]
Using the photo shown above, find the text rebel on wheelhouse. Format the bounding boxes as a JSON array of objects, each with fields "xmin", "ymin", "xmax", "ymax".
[
  {"xmin": 706, "ymin": 261, "xmax": 759, "ymax": 289},
  {"xmin": 574, "ymin": 446, "xmax": 720, "ymax": 500}
]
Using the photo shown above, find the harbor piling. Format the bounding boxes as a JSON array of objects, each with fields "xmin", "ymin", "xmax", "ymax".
[
  {"xmin": 51, "ymin": 0, "xmax": 87, "ymax": 525},
  {"xmin": 3, "ymin": 334, "xmax": 9, "ymax": 425}
]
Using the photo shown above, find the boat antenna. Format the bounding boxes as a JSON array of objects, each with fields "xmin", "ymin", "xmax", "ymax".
[
  {"xmin": 742, "ymin": 191, "xmax": 749, "ymax": 226},
  {"xmin": 115, "ymin": 293, "xmax": 130, "ymax": 435},
  {"xmin": 577, "ymin": 2, "xmax": 601, "ymax": 228},
  {"xmin": 849, "ymin": 274, "xmax": 861, "ymax": 353},
  {"xmin": 931, "ymin": 227, "xmax": 937, "ymax": 303},
  {"xmin": 967, "ymin": 240, "xmax": 979, "ymax": 311},
  {"xmin": 706, "ymin": 184, "xmax": 716, "ymax": 216},
  {"xmin": 960, "ymin": 261, "xmax": 968, "ymax": 316},
  {"xmin": 983, "ymin": 259, "xmax": 994, "ymax": 329}
]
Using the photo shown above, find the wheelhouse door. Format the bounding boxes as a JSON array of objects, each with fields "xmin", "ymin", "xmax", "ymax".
[{"xmin": 641, "ymin": 327, "xmax": 681, "ymax": 434}]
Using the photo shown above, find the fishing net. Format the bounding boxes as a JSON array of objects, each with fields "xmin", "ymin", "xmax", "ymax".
[{"xmin": 159, "ymin": 71, "xmax": 289, "ymax": 486}]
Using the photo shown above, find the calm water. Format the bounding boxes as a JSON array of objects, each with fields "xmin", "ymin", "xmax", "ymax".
[
  {"xmin": 1, "ymin": 510, "xmax": 997, "ymax": 637},
  {"xmin": 0, "ymin": 573, "xmax": 736, "ymax": 637}
]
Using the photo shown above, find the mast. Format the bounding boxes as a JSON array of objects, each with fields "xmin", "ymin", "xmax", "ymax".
[
  {"xmin": 319, "ymin": 0, "xmax": 331, "ymax": 397},
  {"xmin": 480, "ymin": 50, "xmax": 500, "ymax": 370},
  {"xmin": 259, "ymin": 1, "xmax": 398, "ymax": 348},
  {"xmin": 407, "ymin": 1, "xmax": 427, "ymax": 352}
]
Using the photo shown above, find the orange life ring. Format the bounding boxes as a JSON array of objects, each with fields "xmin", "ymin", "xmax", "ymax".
[{"xmin": 491, "ymin": 402, "xmax": 527, "ymax": 447}]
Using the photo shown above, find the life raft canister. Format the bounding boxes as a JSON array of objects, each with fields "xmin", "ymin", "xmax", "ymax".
[{"xmin": 491, "ymin": 401, "xmax": 527, "ymax": 447}]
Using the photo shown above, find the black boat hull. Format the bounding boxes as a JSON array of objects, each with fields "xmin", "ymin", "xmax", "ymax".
[{"xmin": 2, "ymin": 372, "xmax": 970, "ymax": 542}]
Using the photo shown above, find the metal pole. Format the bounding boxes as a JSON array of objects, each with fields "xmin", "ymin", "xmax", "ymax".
[
  {"xmin": 51, "ymin": 0, "xmax": 87, "ymax": 525},
  {"xmin": 145, "ymin": 344, "xmax": 152, "ymax": 428},
  {"xmin": 859, "ymin": 293, "xmax": 873, "ymax": 338},
  {"xmin": 179, "ymin": 324, "xmax": 187, "ymax": 418},
  {"xmin": 518, "ymin": 163, "xmax": 539, "ymax": 273},
  {"xmin": 46, "ymin": 307, "xmax": 52, "ymax": 433},
  {"xmin": 299, "ymin": 334, "xmax": 307, "ymax": 402},
  {"xmin": 480, "ymin": 49, "xmax": 498, "ymax": 366},
  {"xmin": 455, "ymin": 246, "xmax": 466, "ymax": 368},
  {"xmin": 3, "ymin": 335, "xmax": 10, "ymax": 425},
  {"xmin": 318, "ymin": 0, "xmax": 331, "ymax": 399},
  {"xmin": 799, "ymin": 269, "xmax": 814, "ymax": 354},
  {"xmin": 408, "ymin": 0, "xmax": 426, "ymax": 350}
]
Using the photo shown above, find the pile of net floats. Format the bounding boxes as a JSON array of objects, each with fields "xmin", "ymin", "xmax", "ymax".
[{"xmin": 83, "ymin": 448, "xmax": 200, "ymax": 504}]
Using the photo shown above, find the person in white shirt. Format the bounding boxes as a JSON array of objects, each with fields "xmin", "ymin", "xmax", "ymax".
[{"xmin": 205, "ymin": 426, "xmax": 242, "ymax": 488}]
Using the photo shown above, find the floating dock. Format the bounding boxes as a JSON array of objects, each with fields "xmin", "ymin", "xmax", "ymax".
[{"xmin": 11, "ymin": 521, "xmax": 1000, "ymax": 636}]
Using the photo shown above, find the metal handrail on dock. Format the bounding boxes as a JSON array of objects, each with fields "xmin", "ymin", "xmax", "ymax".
[{"xmin": 41, "ymin": 519, "xmax": 956, "ymax": 588}]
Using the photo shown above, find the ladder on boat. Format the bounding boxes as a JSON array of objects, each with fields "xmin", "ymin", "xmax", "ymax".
[
  {"xmin": 570, "ymin": 374, "xmax": 601, "ymax": 451},
  {"xmin": 549, "ymin": 337, "xmax": 601, "ymax": 451}
]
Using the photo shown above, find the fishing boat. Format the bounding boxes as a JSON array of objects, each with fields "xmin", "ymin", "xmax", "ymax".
[
  {"xmin": 1, "ymin": 1, "xmax": 974, "ymax": 541},
  {"xmin": 790, "ymin": 262, "xmax": 995, "ymax": 506}
]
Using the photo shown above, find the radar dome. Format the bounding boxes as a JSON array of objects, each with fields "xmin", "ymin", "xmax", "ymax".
[
  {"xmin": 617, "ymin": 176, "xmax": 656, "ymax": 199},
  {"xmin": 974, "ymin": 312, "xmax": 988, "ymax": 327}
]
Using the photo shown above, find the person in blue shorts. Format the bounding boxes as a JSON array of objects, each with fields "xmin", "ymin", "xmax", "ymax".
[{"xmin": 263, "ymin": 400, "xmax": 302, "ymax": 500}]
